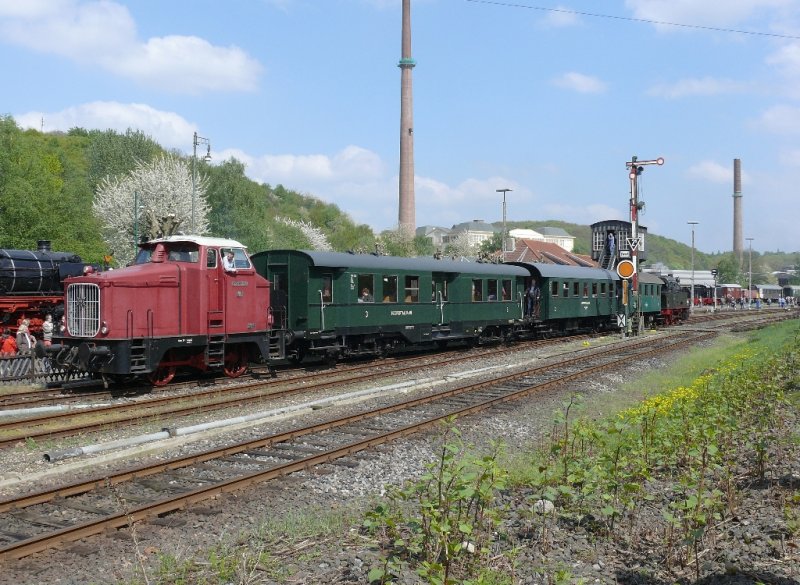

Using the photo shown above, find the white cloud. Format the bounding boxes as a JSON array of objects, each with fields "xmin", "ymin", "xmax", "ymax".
[
  {"xmin": 225, "ymin": 145, "xmax": 385, "ymax": 185},
  {"xmin": 755, "ymin": 104, "xmax": 800, "ymax": 134},
  {"xmin": 552, "ymin": 72, "xmax": 607, "ymax": 94},
  {"xmin": 15, "ymin": 101, "xmax": 196, "ymax": 147},
  {"xmin": 540, "ymin": 6, "xmax": 581, "ymax": 28},
  {"xmin": 647, "ymin": 77, "xmax": 748, "ymax": 99},
  {"xmin": 779, "ymin": 148, "xmax": 800, "ymax": 166},
  {"xmin": 624, "ymin": 0, "xmax": 792, "ymax": 29},
  {"xmin": 0, "ymin": 0, "xmax": 262, "ymax": 93},
  {"xmin": 686, "ymin": 160, "xmax": 744, "ymax": 184}
]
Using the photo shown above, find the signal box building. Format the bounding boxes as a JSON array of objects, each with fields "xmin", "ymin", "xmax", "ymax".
[{"xmin": 590, "ymin": 220, "xmax": 648, "ymax": 271}]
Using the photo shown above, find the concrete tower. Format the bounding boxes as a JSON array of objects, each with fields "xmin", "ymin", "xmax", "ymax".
[
  {"xmin": 398, "ymin": 0, "xmax": 416, "ymax": 234},
  {"xmin": 733, "ymin": 158, "xmax": 743, "ymax": 265}
]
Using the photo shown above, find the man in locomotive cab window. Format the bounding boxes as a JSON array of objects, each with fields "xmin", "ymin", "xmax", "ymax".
[{"xmin": 222, "ymin": 249, "xmax": 237, "ymax": 274}]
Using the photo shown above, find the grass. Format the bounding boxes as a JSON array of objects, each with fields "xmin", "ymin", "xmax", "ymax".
[{"xmin": 120, "ymin": 319, "xmax": 800, "ymax": 585}]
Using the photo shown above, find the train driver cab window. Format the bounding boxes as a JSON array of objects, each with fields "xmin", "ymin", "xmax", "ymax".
[
  {"xmin": 471, "ymin": 279, "xmax": 483, "ymax": 302},
  {"xmin": 382, "ymin": 275, "xmax": 397, "ymax": 302},
  {"xmin": 322, "ymin": 275, "xmax": 333, "ymax": 303},
  {"xmin": 488, "ymin": 280, "xmax": 498, "ymax": 301},
  {"xmin": 551, "ymin": 281, "xmax": 559, "ymax": 297},
  {"xmin": 167, "ymin": 244, "xmax": 199, "ymax": 263},
  {"xmin": 502, "ymin": 279, "xmax": 512, "ymax": 301},
  {"xmin": 220, "ymin": 248, "xmax": 251, "ymax": 270},
  {"xmin": 134, "ymin": 248, "xmax": 153, "ymax": 264},
  {"xmin": 206, "ymin": 249, "xmax": 217, "ymax": 268},
  {"xmin": 404, "ymin": 276, "xmax": 419, "ymax": 303},
  {"xmin": 357, "ymin": 274, "xmax": 374, "ymax": 302}
]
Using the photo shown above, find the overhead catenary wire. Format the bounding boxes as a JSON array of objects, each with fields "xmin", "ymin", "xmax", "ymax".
[{"xmin": 465, "ymin": 0, "xmax": 800, "ymax": 40}]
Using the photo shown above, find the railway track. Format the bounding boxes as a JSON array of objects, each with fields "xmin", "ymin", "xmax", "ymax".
[
  {"xmin": 0, "ymin": 330, "xmax": 713, "ymax": 561},
  {"xmin": 0, "ymin": 309, "xmax": 794, "ymax": 448},
  {"xmin": 0, "ymin": 335, "xmax": 598, "ymax": 448}
]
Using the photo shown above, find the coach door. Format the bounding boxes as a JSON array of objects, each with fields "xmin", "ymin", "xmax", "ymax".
[
  {"xmin": 270, "ymin": 268, "xmax": 288, "ymax": 330},
  {"xmin": 432, "ymin": 273, "xmax": 449, "ymax": 326}
]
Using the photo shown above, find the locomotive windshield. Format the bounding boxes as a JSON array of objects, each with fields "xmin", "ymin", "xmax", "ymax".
[
  {"xmin": 133, "ymin": 243, "xmax": 201, "ymax": 264},
  {"xmin": 133, "ymin": 248, "xmax": 152, "ymax": 264}
]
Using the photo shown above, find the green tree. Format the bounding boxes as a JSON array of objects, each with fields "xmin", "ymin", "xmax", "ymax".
[
  {"xmin": 0, "ymin": 117, "xmax": 106, "ymax": 260},
  {"xmin": 714, "ymin": 253, "xmax": 743, "ymax": 285},
  {"xmin": 86, "ymin": 128, "xmax": 163, "ymax": 192}
]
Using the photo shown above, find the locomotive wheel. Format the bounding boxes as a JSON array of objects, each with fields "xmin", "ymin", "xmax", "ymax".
[
  {"xmin": 224, "ymin": 346, "xmax": 248, "ymax": 378},
  {"xmin": 148, "ymin": 365, "xmax": 177, "ymax": 387}
]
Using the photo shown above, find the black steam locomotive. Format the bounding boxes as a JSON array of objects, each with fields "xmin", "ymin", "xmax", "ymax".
[{"xmin": 0, "ymin": 240, "xmax": 90, "ymax": 333}]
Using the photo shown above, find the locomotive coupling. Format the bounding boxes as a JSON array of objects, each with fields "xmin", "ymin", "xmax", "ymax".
[{"xmin": 78, "ymin": 342, "xmax": 111, "ymax": 368}]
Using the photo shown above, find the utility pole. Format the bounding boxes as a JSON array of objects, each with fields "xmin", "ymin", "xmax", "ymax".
[
  {"xmin": 688, "ymin": 221, "xmax": 699, "ymax": 313},
  {"xmin": 496, "ymin": 188, "xmax": 512, "ymax": 257},
  {"xmin": 746, "ymin": 237, "xmax": 754, "ymax": 308},
  {"xmin": 624, "ymin": 155, "xmax": 664, "ymax": 336}
]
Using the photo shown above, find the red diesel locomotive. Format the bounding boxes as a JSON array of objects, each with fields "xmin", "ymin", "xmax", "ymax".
[{"xmin": 53, "ymin": 236, "xmax": 272, "ymax": 386}]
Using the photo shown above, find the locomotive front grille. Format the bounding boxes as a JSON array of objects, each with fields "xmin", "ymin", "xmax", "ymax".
[{"xmin": 67, "ymin": 283, "xmax": 100, "ymax": 337}]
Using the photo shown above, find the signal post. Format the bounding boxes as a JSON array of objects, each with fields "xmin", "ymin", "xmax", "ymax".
[{"xmin": 623, "ymin": 155, "xmax": 664, "ymax": 337}]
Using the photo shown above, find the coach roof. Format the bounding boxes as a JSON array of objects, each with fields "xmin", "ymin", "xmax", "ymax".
[
  {"xmin": 507, "ymin": 262, "xmax": 615, "ymax": 280},
  {"xmin": 262, "ymin": 250, "xmax": 529, "ymax": 277}
]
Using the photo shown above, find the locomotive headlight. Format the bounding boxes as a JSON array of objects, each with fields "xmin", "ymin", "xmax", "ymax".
[{"xmin": 100, "ymin": 321, "xmax": 109, "ymax": 335}]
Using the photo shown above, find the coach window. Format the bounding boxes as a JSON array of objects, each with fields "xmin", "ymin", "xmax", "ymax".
[
  {"xmin": 488, "ymin": 280, "xmax": 498, "ymax": 301},
  {"xmin": 572, "ymin": 282, "xmax": 580, "ymax": 297},
  {"xmin": 357, "ymin": 274, "xmax": 374, "ymax": 302},
  {"xmin": 472, "ymin": 279, "xmax": 483, "ymax": 302},
  {"xmin": 206, "ymin": 249, "xmax": 217, "ymax": 268},
  {"xmin": 583, "ymin": 283, "xmax": 589, "ymax": 298},
  {"xmin": 601, "ymin": 282, "xmax": 607, "ymax": 296},
  {"xmin": 322, "ymin": 275, "xmax": 333, "ymax": 303},
  {"xmin": 562, "ymin": 283, "xmax": 569, "ymax": 298},
  {"xmin": 382, "ymin": 275, "xmax": 398, "ymax": 303},
  {"xmin": 502, "ymin": 279, "xmax": 512, "ymax": 301},
  {"xmin": 592, "ymin": 283, "xmax": 598, "ymax": 297},
  {"xmin": 405, "ymin": 276, "xmax": 419, "ymax": 303},
  {"xmin": 551, "ymin": 281, "xmax": 559, "ymax": 297}
]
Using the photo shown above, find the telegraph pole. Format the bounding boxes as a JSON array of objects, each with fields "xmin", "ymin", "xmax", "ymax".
[{"xmin": 624, "ymin": 155, "xmax": 664, "ymax": 336}]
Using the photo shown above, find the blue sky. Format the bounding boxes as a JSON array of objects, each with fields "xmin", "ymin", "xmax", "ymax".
[{"xmin": 2, "ymin": 0, "xmax": 799, "ymax": 255}]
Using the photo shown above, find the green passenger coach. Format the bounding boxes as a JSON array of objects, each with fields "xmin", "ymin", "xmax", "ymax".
[{"xmin": 250, "ymin": 250, "xmax": 529, "ymax": 362}]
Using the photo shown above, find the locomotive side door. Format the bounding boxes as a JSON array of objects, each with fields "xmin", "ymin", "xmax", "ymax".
[{"xmin": 206, "ymin": 248, "xmax": 224, "ymax": 329}]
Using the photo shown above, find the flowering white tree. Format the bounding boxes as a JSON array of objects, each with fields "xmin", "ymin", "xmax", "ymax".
[
  {"xmin": 444, "ymin": 231, "xmax": 476, "ymax": 259},
  {"xmin": 94, "ymin": 155, "xmax": 209, "ymax": 266},
  {"xmin": 276, "ymin": 217, "xmax": 332, "ymax": 251}
]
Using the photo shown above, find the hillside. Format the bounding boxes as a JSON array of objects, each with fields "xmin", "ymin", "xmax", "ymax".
[
  {"xmin": 505, "ymin": 220, "xmax": 797, "ymax": 285},
  {"xmin": 1, "ymin": 117, "xmax": 796, "ymax": 283}
]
